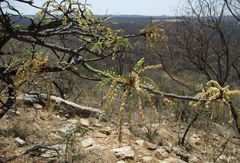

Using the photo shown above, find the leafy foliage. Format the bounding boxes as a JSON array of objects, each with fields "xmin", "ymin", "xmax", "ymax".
[
  {"xmin": 190, "ymin": 80, "xmax": 240, "ymax": 126},
  {"xmin": 139, "ymin": 22, "xmax": 166, "ymax": 54},
  {"xmin": 95, "ymin": 57, "xmax": 172, "ymax": 142},
  {"xmin": 36, "ymin": 0, "xmax": 131, "ymax": 60}
]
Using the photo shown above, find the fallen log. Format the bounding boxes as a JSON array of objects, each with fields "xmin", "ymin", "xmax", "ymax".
[{"xmin": 17, "ymin": 93, "xmax": 107, "ymax": 122}]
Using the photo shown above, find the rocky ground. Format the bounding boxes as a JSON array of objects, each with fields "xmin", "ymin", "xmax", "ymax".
[{"xmin": 0, "ymin": 97, "xmax": 240, "ymax": 163}]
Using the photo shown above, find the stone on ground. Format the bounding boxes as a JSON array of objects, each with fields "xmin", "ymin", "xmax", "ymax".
[
  {"xmin": 81, "ymin": 138, "xmax": 95, "ymax": 148},
  {"xmin": 111, "ymin": 146, "xmax": 135, "ymax": 160},
  {"xmin": 143, "ymin": 140, "xmax": 157, "ymax": 150}
]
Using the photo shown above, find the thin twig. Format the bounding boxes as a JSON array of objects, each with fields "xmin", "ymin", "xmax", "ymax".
[{"xmin": 214, "ymin": 138, "xmax": 230, "ymax": 163}]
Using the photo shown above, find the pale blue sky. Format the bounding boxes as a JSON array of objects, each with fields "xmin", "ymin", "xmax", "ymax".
[
  {"xmin": 3, "ymin": 0, "xmax": 180, "ymax": 16},
  {"xmin": 88, "ymin": 0, "xmax": 180, "ymax": 16}
]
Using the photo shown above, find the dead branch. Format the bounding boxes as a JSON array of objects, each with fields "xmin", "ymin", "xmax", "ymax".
[
  {"xmin": 214, "ymin": 138, "xmax": 230, "ymax": 163},
  {"xmin": 0, "ymin": 144, "xmax": 60, "ymax": 162}
]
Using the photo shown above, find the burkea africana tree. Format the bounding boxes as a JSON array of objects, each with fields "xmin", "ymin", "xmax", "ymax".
[{"xmin": 0, "ymin": 0, "xmax": 240, "ymax": 144}]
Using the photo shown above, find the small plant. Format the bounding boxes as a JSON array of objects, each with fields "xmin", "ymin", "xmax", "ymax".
[
  {"xmin": 61, "ymin": 125, "xmax": 89, "ymax": 162},
  {"xmin": 96, "ymin": 57, "xmax": 173, "ymax": 142},
  {"xmin": 145, "ymin": 116, "xmax": 162, "ymax": 142},
  {"xmin": 8, "ymin": 118, "xmax": 34, "ymax": 140}
]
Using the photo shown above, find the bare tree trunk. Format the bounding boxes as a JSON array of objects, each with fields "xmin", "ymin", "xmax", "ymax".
[
  {"xmin": 229, "ymin": 101, "xmax": 240, "ymax": 135},
  {"xmin": 53, "ymin": 81, "xmax": 65, "ymax": 99},
  {"xmin": 179, "ymin": 112, "xmax": 199, "ymax": 146}
]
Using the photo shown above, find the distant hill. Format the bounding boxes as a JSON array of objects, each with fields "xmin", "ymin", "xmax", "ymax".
[
  {"xmin": 11, "ymin": 14, "xmax": 176, "ymax": 25},
  {"xmin": 10, "ymin": 15, "xmax": 177, "ymax": 34},
  {"xmin": 97, "ymin": 14, "xmax": 173, "ymax": 18}
]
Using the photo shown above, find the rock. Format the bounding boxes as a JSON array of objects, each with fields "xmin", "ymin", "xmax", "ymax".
[
  {"xmin": 94, "ymin": 122, "xmax": 102, "ymax": 127},
  {"xmin": 192, "ymin": 134, "xmax": 198, "ymax": 138},
  {"xmin": 189, "ymin": 156, "xmax": 200, "ymax": 163},
  {"xmin": 116, "ymin": 161, "xmax": 125, "ymax": 163},
  {"xmin": 172, "ymin": 128, "xmax": 177, "ymax": 132},
  {"xmin": 80, "ymin": 118, "xmax": 89, "ymax": 127},
  {"xmin": 162, "ymin": 146, "xmax": 173, "ymax": 153},
  {"xmin": 154, "ymin": 148, "xmax": 169, "ymax": 160},
  {"xmin": 58, "ymin": 128, "xmax": 67, "ymax": 135},
  {"xmin": 150, "ymin": 123, "xmax": 162, "ymax": 129},
  {"xmin": 172, "ymin": 147, "xmax": 189, "ymax": 162},
  {"xmin": 81, "ymin": 138, "xmax": 95, "ymax": 148},
  {"xmin": 156, "ymin": 128, "xmax": 171, "ymax": 139},
  {"xmin": 189, "ymin": 136, "xmax": 201, "ymax": 146},
  {"xmin": 136, "ymin": 139, "xmax": 144, "ymax": 146},
  {"xmin": 141, "ymin": 127, "xmax": 148, "ymax": 133},
  {"xmin": 39, "ymin": 113, "xmax": 46, "ymax": 120},
  {"xmin": 112, "ymin": 146, "xmax": 135, "ymax": 160},
  {"xmin": 211, "ymin": 134, "xmax": 221, "ymax": 141},
  {"xmin": 106, "ymin": 126, "xmax": 112, "ymax": 131},
  {"xmin": 66, "ymin": 119, "xmax": 78, "ymax": 124},
  {"xmin": 55, "ymin": 115, "xmax": 61, "ymax": 120},
  {"xmin": 64, "ymin": 125, "xmax": 76, "ymax": 133},
  {"xmin": 161, "ymin": 157, "xmax": 187, "ymax": 163},
  {"xmin": 136, "ymin": 148, "xmax": 151, "ymax": 156},
  {"xmin": 65, "ymin": 114, "xmax": 70, "ymax": 119},
  {"xmin": 142, "ymin": 156, "xmax": 155, "ymax": 162},
  {"xmin": 122, "ymin": 128, "xmax": 132, "ymax": 135},
  {"xmin": 217, "ymin": 155, "xmax": 227, "ymax": 162},
  {"xmin": 85, "ymin": 145, "xmax": 106, "ymax": 152},
  {"xmin": 216, "ymin": 155, "xmax": 238, "ymax": 163},
  {"xmin": 8, "ymin": 109, "xmax": 15, "ymax": 114},
  {"xmin": 227, "ymin": 156, "xmax": 238, "ymax": 162},
  {"xmin": 14, "ymin": 137, "xmax": 26, "ymax": 146},
  {"xmin": 99, "ymin": 129, "xmax": 111, "ymax": 135},
  {"xmin": 50, "ymin": 133, "xmax": 62, "ymax": 141},
  {"xmin": 59, "ymin": 120, "xmax": 78, "ymax": 134},
  {"xmin": 94, "ymin": 132, "xmax": 107, "ymax": 138},
  {"xmin": 143, "ymin": 141, "xmax": 157, "ymax": 150},
  {"xmin": 138, "ymin": 154, "xmax": 143, "ymax": 158},
  {"xmin": 33, "ymin": 103, "xmax": 43, "ymax": 109},
  {"xmin": 41, "ymin": 144, "xmax": 65, "ymax": 158},
  {"xmin": 15, "ymin": 111, "xmax": 21, "ymax": 116},
  {"xmin": 8, "ymin": 109, "xmax": 21, "ymax": 116}
]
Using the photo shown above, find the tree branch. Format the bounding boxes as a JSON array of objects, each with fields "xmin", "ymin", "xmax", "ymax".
[{"xmin": 0, "ymin": 144, "xmax": 60, "ymax": 162}]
